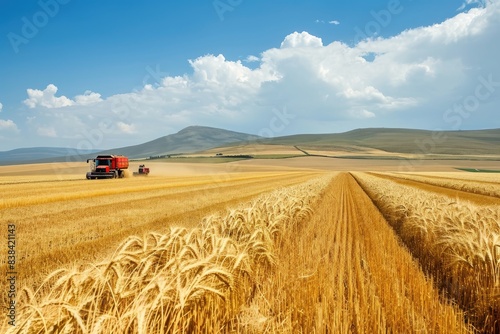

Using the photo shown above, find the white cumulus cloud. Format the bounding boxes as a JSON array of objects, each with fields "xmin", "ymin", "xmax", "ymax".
[
  {"xmin": 280, "ymin": 31, "xmax": 323, "ymax": 48},
  {"xmin": 74, "ymin": 90, "xmax": 103, "ymax": 105},
  {"xmin": 24, "ymin": 84, "xmax": 102, "ymax": 109},
  {"xmin": 245, "ymin": 55, "xmax": 260, "ymax": 62},
  {"xmin": 0, "ymin": 119, "xmax": 18, "ymax": 132},
  {"xmin": 24, "ymin": 84, "xmax": 73, "ymax": 108}
]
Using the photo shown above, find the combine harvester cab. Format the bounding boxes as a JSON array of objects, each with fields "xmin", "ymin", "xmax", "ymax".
[{"xmin": 86, "ymin": 155, "xmax": 129, "ymax": 179}]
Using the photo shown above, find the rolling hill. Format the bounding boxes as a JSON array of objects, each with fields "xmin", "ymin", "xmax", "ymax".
[
  {"xmin": 260, "ymin": 128, "xmax": 500, "ymax": 156},
  {"xmin": 0, "ymin": 126, "xmax": 262, "ymax": 164},
  {"xmin": 2, "ymin": 126, "xmax": 500, "ymax": 165},
  {"xmin": 97, "ymin": 126, "xmax": 262, "ymax": 159}
]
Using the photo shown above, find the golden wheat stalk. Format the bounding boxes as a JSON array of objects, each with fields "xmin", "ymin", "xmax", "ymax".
[{"xmin": 9, "ymin": 175, "xmax": 330, "ymax": 333}]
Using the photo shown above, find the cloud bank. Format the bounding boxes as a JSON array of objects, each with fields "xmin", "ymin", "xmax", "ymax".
[{"xmin": 19, "ymin": 1, "xmax": 500, "ymax": 149}]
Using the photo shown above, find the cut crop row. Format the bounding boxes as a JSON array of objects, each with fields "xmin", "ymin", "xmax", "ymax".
[
  {"xmin": 376, "ymin": 172, "xmax": 500, "ymax": 199},
  {"xmin": 353, "ymin": 172, "xmax": 500, "ymax": 333}
]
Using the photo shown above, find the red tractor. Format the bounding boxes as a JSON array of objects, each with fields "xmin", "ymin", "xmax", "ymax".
[
  {"xmin": 133, "ymin": 164, "xmax": 150, "ymax": 176},
  {"xmin": 86, "ymin": 155, "xmax": 129, "ymax": 179}
]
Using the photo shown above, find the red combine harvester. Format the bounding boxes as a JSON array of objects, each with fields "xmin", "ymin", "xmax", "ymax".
[
  {"xmin": 133, "ymin": 164, "xmax": 150, "ymax": 176},
  {"xmin": 86, "ymin": 155, "xmax": 129, "ymax": 179}
]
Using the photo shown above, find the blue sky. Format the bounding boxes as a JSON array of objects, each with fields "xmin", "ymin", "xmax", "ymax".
[{"xmin": 0, "ymin": 0, "xmax": 499, "ymax": 150}]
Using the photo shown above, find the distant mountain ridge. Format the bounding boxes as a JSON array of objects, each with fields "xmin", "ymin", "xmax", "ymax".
[
  {"xmin": 0, "ymin": 126, "xmax": 262, "ymax": 164},
  {"xmin": 0, "ymin": 147, "xmax": 100, "ymax": 165},
  {"xmin": 97, "ymin": 126, "xmax": 263, "ymax": 159},
  {"xmin": 1, "ymin": 126, "xmax": 499, "ymax": 165}
]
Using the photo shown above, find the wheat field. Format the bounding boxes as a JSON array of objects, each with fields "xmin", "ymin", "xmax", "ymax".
[
  {"xmin": 0, "ymin": 171, "xmax": 321, "ymax": 303},
  {"xmin": 2, "ymin": 164, "xmax": 500, "ymax": 332},
  {"xmin": 376, "ymin": 172, "xmax": 500, "ymax": 198},
  {"xmin": 353, "ymin": 172, "xmax": 500, "ymax": 333}
]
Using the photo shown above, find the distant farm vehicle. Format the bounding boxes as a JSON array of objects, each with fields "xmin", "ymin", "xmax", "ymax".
[
  {"xmin": 86, "ymin": 155, "xmax": 129, "ymax": 179},
  {"xmin": 133, "ymin": 164, "xmax": 150, "ymax": 176}
]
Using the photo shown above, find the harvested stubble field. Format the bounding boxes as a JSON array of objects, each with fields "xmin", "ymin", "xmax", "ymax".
[
  {"xmin": 0, "ymin": 170, "xmax": 320, "ymax": 299},
  {"xmin": 2, "ymin": 162, "xmax": 500, "ymax": 332}
]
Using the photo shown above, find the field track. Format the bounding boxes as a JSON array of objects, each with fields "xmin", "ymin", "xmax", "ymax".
[
  {"xmin": 368, "ymin": 172, "xmax": 500, "ymax": 206},
  {"xmin": 256, "ymin": 173, "xmax": 470, "ymax": 332}
]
